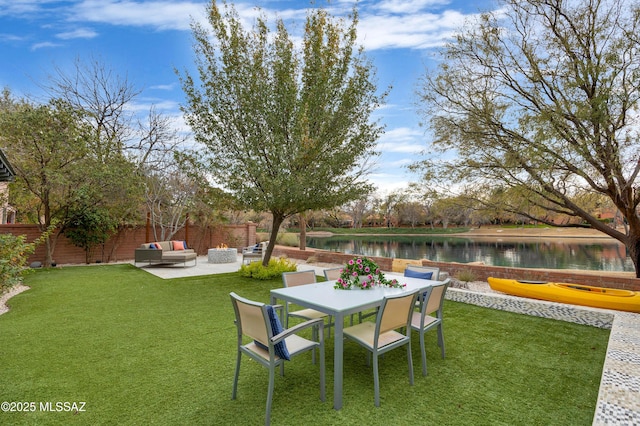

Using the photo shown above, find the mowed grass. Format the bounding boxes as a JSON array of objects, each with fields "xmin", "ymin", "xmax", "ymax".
[{"xmin": 0, "ymin": 265, "xmax": 609, "ymax": 425}]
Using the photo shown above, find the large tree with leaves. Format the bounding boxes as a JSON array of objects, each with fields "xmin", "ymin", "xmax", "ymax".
[
  {"xmin": 0, "ymin": 97, "xmax": 94, "ymax": 266},
  {"xmin": 417, "ymin": 0, "xmax": 640, "ymax": 276},
  {"xmin": 179, "ymin": 1, "xmax": 385, "ymax": 264}
]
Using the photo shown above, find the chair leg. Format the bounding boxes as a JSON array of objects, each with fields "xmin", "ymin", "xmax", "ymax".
[
  {"xmin": 438, "ymin": 324, "xmax": 446, "ymax": 358},
  {"xmin": 420, "ymin": 331, "xmax": 427, "ymax": 376},
  {"xmin": 373, "ymin": 353, "xmax": 380, "ymax": 407},
  {"xmin": 407, "ymin": 342, "xmax": 414, "ymax": 386},
  {"xmin": 232, "ymin": 350, "xmax": 241, "ymax": 399},
  {"xmin": 311, "ymin": 326, "xmax": 317, "ymax": 364},
  {"xmin": 319, "ymin": 342, "xmax": 326, "ymax": 402},
  {"xmin": 266, "ymin": 367, "xmax": 275, "ymax": 426}
]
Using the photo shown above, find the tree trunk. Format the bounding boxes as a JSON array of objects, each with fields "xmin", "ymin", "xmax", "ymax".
[
  {"xmin": 263, "ymin": 213, "xmax": 285, "ymax": 267},
  {"xmin": 626, "ymin": 232, "xmax": 640, "ymax": 279},
  {"xmin": 44, "ymin": 235, "xmax": 53, "ymax": 267},
  {"xmin": 299, "ymin": 213, "xmax": 306, "ymax": 251}
]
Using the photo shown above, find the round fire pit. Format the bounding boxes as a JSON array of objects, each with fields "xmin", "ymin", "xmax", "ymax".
[{"xmin": 207, "ymin": 248, "xmax": 237, "ymax": 264}]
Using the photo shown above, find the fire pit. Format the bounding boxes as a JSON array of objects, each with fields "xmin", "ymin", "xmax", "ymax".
[{"xmin": 207, "ymin": 247, "xmax": 237, "ymax": 264}]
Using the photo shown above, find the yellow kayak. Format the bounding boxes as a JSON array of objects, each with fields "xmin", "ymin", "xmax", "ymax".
[{"xmin": 487, "ymin": 277, "xmax": 640, "ymax": 313}]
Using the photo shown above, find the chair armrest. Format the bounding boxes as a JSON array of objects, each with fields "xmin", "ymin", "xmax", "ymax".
[{"xmin": 271, "ymin": 318, "xmax": 324, "ymax": 344}]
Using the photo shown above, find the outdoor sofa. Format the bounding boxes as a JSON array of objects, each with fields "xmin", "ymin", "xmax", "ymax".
[{"xmin": 134, "ymin": 240, "xmax": 197, "ymax": 267}]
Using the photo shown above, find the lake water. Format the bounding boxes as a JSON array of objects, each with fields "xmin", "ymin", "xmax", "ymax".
[{"xmin": 305, "ymin": 235, "xmax": 635, "ymax": 272}]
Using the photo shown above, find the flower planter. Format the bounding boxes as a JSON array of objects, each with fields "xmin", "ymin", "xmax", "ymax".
[{"xmin": 207, "ymin": 248, "xmax": 237, "ymax": 264}]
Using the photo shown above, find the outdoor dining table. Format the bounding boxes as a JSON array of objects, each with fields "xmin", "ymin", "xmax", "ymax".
[{"xmin": 270, "ymin": 275, "xmax": 437, "ymax": 410}]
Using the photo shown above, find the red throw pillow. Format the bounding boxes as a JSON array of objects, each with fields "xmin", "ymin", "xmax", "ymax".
[{"xmin": 172, "ymin": 241, "xmax": 185, "ymax": 250}]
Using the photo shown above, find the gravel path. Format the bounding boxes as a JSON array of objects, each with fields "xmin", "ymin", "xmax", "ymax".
[{"xmin": 0, "ymin": 284, "xmax": 29, "ymax": 316}]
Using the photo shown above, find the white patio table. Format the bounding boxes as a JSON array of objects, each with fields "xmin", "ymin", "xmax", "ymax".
[{"xmin": 270, "ymin": 276, "xmax": 436, "ymax": 410}]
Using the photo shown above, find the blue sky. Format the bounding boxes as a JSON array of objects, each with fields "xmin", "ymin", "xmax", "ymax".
[{"xmin": 0, "ymin": 0, "xmax": 498, "ymax": 194}]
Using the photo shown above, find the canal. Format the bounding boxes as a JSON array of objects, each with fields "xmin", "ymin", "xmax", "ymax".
[{"xmin": 305, "ymin": 235, "xmax": 634, "ymax": 272}]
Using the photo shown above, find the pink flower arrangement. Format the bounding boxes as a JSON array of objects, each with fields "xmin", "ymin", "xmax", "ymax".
[{"xmin": 334, "ymin": 256, "xmax": 406, "ymax": 290}]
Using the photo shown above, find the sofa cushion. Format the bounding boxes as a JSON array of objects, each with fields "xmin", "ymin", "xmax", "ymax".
[
  {"xmin": 154, "ymin": 241, "xmax": 170, "ymax": 251},
  {"xmin": 172, "ymin": 240, "xmax": 186, "ymax": 250}
]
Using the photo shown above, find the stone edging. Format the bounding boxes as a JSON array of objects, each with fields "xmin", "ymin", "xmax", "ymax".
[{"xmin": 0, "ymin": 284, "xmax": 30, "ymax": 316}]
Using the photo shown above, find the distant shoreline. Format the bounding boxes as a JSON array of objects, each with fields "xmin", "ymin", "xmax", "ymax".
[{"xmin": 306, "ymin": 226, "xmax": 616, "ymax": 240}]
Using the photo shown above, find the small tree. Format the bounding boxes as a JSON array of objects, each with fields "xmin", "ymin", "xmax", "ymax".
[
  {"xmin": 0, "ymin": 226, "xmax": 54, "ymax": 292},
  {"xmin": 64, "ymin": 188, "xmax": 119, "ymax": 264},
  {"xmin": 1, "ymin": 98, "xmax": 93, "ymax": 266},
  {"xmin": 179, "ymin": 1, "xmax": 385, "ymax": 265}
]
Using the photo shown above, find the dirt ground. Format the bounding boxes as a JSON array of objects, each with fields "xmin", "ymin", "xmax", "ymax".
[{"xmin": 459, "ymin": 226, "xmax": 615, "ymax": 239}]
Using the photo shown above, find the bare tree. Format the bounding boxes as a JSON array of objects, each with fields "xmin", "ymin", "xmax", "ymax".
[{"xmin": 417, "ymin": 0, "xmax": 640, "ymax": 276}]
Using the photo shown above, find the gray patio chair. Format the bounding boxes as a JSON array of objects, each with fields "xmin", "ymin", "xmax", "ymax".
[
  {"xmin": 322, "ymin": 267, "xmax": 342, "ymax": 281},
  {"xmin": 404, "ymin": 264, "xmax": 444, "ymax": 280},
  {"xmin": 410, "ymin": 279, "xmax": 450, "ymax": 376},
  {"xmin": 230, "ymin": 292, "xmax": 325, "ymax": 426},
  {"xmin": 283, "ymin": 270, "xmax": 333, "ymax": 342},
  {"xmin": 343, "ymin": 290, "xmax": 419, "ymax": 406}
]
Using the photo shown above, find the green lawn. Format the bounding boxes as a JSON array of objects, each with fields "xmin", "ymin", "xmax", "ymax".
[{"xmin": 0, "ymin": 265, "xmax": 609, "ymax": 425}]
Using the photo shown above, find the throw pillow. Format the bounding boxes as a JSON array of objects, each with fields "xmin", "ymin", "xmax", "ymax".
[
  {"xmin": 254, "ymin": 305, "xmax": 291, "ymax": 360},
  {"xmin": 172, "ymin": 240, "xmax": 185, "ymax": 250},
  {"xmin": 404, "ymin": 269, "xmax": 433, "ymax": 280}
]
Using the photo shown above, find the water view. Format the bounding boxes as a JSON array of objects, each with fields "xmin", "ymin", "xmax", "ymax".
[{"xmin": 305, "ymin": 235, "xmax": 634, "ymax": 272}]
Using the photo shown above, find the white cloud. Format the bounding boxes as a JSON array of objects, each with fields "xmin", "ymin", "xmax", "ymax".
[
  {"xmin": 31, "ymin": 41, "xmax": 62, "ymax": 50},
  {"xmin": 357, "ymin": 10, "xmax": 468, "ymax": 50},
  {"xmin": 0, "ymin": 0, "xmax": 44, "ymax": 16},
  {"xmin": 149, "ymin": 83, "xmax": 176, "ymax": 91},
  {"xmin": 70, "ymin": 0, "xmax": 208, "ymax": 30},
  {"xmin": 375, "ymin": 0, "xmax": 452, "ymax": 14},
  {"xmin": 56, "ymin": 27, "xmax": 98, "ymax": 39},
  {"xmin": 377, "ymin": 127, "xmax": 424, "ymax": 153}
]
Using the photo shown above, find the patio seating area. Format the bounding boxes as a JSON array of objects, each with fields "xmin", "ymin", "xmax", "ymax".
[{"xmin": 134, "ymin": 255, "xmax": 640, "ymax": 424}]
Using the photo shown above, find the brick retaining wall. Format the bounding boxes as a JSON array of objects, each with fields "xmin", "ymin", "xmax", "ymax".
[
  {"xmin": 0, "ymin": 223, "xmax": 257, "ymax": 265},
  {"xmin": 273, "ymin": 246, "xmax": 640, "ymax": 291}
]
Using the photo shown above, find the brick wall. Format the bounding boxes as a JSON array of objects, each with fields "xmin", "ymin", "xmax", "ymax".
[
  {"xmin": 272, "ymin": 246, "xmax": 640, "ymax": 292},
  {"xmin": 0, "ymin": 222, "xmax": 257, "ymax": 265}
]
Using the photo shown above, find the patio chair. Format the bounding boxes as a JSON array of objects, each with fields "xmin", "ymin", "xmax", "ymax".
[
  {"xmin": 323, "ymin": 267, "xmax": 361, "ymax": 325},
  {"xmin": 230, "ymin": 292, "xmax": 325, "ymax": 426},
  {"xmin": 404, "ymin": 264, "xmax": 443, "ymax": 280},
  {"xmin": 322, "ymin": 267, "xmax": 342, "ymax": 281},
  {"xmin": 282, "ymin": 271, "xmax": 333, "ymax": 341},
  {"xmin": 242, "ymin": 242, "xmax": 267, "ymax": 264},
  {"xmin": 410, "ymin": 279, "xmax": 450, "ymax": 376},
  {"xmin": 343, "ymin": 290, "xmax": 419, "ymax": 406},
  {"xmin": 323, "ymin": 266, "xmax": 378, "ymax": 325}
]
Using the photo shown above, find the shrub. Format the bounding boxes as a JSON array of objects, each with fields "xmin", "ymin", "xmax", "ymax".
[
  {"xmin": 456, "ymin": 269, "xmax": 476, "ymax": 282},
  {"xmin": 0, "ymin": 234, "xmax": 39, "ymax": 292},
  {"xmin": 276, "ymin": 232, "xmax": 299, "ymax": 247},
  {"xmin": 239, "ymin": 257, "xmax": 298, "ymax": 280}
]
